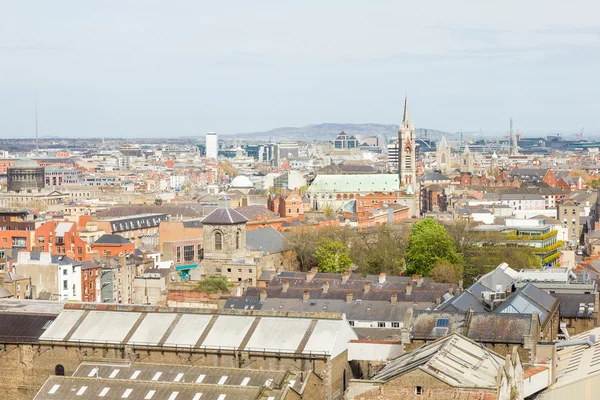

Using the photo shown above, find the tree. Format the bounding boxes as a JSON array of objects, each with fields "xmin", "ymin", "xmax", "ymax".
[
  {"xmin": 315, "ymin": 238, "xmax": 352, "ymax": 273},
  {"xmin": 195, "ymin": 275, "xmax": 233, "ymax": 294},
  {"xmin": 463, "ymin": 246, "xmax": 541, "ymax": 284},
  {"xmin": 405, "ymin": 218, "xmax": 463, "ymax": 276},
  {"xmin": 287, "ymin": 227, "xmax": 320, "ymax": 271},
  {"xmin": 324, "ymin": 205, "xmax": 334, "ymax": 217},
  {"xmin": 430, "ymin": 260, "xmax": 462, "ymax": 284},
  {"xmin": 351, "ymin": 225, "xmax": 407, "ymax": 276}
]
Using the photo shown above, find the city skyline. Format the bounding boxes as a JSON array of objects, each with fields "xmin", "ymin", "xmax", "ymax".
[{"xmin": 1, "ymin": 1, "xmax": 599, "ymax": 138}]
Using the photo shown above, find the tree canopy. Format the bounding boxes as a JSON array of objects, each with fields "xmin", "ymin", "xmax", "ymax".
[
  {"xmin": 196, "ymin": 275, "xmax": 233, "ymax": 294},
  {"xmin": 315, "ymin": 238, "xmax": 352, "ymax": 273},
  {"xmin": 405, "ymin": 218, "xmax": 463, "ymax": 276}
]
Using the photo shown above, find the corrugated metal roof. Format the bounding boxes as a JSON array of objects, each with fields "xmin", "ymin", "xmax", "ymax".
[{"xmin": 306, "ymin": 174, "xmax": 400, "ymax": 193}]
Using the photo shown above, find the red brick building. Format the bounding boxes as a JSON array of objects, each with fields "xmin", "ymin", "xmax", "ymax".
[
  {"xmin": 81, "ymin": 260, "xmax": 101, "ymax": 302},
  {"xmin": 34, "ymin": 221, "xmax": 90, "ymax": 262},
  {"xmin": 91, "ymin": 234, "xmax": 135, "ymax": 258}
]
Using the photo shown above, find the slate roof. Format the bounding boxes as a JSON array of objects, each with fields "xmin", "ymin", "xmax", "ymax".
[
  {"xmin": 96, "ymin": 204, "xmax": 203, "ymax": 219},
  {"xmin": 246, "ymin": 227, "xmax": 289, "ymax": 254},
  {"xmin": 226, "ymin": 297, "xmax": 433, "ymax": 324},
  {"xmin": 236, "ymin": 205, "xmax": 280, "ymax": 221},
  {"xmin": 410, "ymin": 310, "xmax": 469, "ymax": 340},
  {"xmin": 28, "ymin": 253, "xmax": 80, "ymax": 266},
  {"xmin": 554, "ymin": 293, "xmax": 596, "ymax": 318},
  {"xmin": 0, "ymin": 312, "xmax": 57, "ymax": 342},
  {"xmin": 467, "ymin": 313, "xmax": 532, "ymax": 344},
  {"xmin": 201, "ymin": 207, "xmax": 248, "ymax": 225},
  {"xmin": 494, "ymin": 283, "xmax": 558, "ymax": 327},
  {"xmin": 94, "ymin": 234, "xmax": 130, "ymax": 245}
]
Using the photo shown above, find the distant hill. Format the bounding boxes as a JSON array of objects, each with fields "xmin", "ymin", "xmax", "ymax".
[{"xmin": 235, "ymin": 123, "xmax": 450, "ymax": 142}]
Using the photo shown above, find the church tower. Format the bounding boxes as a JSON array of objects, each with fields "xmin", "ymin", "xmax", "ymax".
[
  {"xmin": 460, "ymin": 144, "xmax": 474, "ymax": 174},
  {"xmin": 436, "ymin": 136, "xmax": 451, "ymax": 174},
  {"xmin": 398, "ymin": 96, "xmax": 416, "ymax": 195}
]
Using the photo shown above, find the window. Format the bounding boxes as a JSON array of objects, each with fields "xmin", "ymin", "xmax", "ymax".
[
  {"xmin": 248, "ymin": 269, "xmax": 252, "ymax": 273},
  {"xmin": 63, "ymin": 269, "xmax": 68, "ymax": 275},
  {"xmin": 348, "ymin": 321, "xmax": 355, "ymax": 326},
  {"xmin": 63, "ymin": 280, "xmax": 68, "ymax": 290},
  {"xmin": 78, "ymin": 247, "xmax": 83, "ymax": 255},
  {"xmin": 215, "ymin": 232, "xmax": 222, "ymax": 250},
  {"xmin": 377, "ymin": 322, "xmax": 386, "ymax": 328},
  {"xmin": 392, "ymin": 322, "xmax": 400, "ymax": 328},
  {"xmin": 197, "ymin": 244, "xmax": 203, "ymax": 260},
  {"xmin": 176, "ymin": 247, "xmax": 181, "ymax": 263},
  {"xmin": 415, "ymin": 386, "xmax": 423, "ymax": 396},
  {"xmin": 37, "ymin": 236, "xmax": 45, "ymax": 244},
  {"xmin": 238, "ymin": 268, "xmax": 242, "ymax": 273},
  {"xmin": 72, "ymin": 284, "xmax": 76, "ymax": 297},
  {"xmin": 236, "ymin": 230, "xmax": 240, "ymax": 250},
  {"xmin": 435, "ymin": 318, "xmax": 449, "ymax": 327},
  {"xmin": 54, "ymin": 365, "xmax": 65, "ymax": 376},
  {"xmin": 227, "ymin": 268, "xmax": 231, "ymax": 273},
  {"xmin": 183, "ymin": 245, "xmax": 194, "ymax": 262}
]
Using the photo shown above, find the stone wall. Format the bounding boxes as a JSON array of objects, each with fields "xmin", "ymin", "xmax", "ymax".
[{"xmin": 0, "ymin": 342, "xmax": 343, "ymax": 400}]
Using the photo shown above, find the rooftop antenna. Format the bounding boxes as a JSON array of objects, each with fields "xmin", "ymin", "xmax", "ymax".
[{"xmin": 35, "ymin": 94, "xmax": 39, "ymax": 153}]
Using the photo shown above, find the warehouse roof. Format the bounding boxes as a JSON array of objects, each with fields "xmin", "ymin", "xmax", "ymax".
[{"xmin": 39, "ymin": 304, "xmax": 356, "ymax": 358}]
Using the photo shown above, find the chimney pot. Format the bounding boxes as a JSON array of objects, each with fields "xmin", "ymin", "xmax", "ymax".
[
  {"xmin": 406, "ymin": 282, "xmax": 412, "ymax": 295},
  {"xmin": 364, "ymin": 281, "xmax": 371, "ymax": 293},
  {"xmin": 303, "ymin": 290, "xmax": 309, "ymax": 302},
  {"xmin": 436, "ymin": 294, "xmax": 441, "ymax": 305},
  {"xmin": 259, "ymin": 289, "xmax": 267, "ymax": 301},
  {"xmin": 322, "ymin": 281, "xmax": 329, "ymax": 294},
  {"xmin": 346, "ymin": 291, "xmax": 353, "ymax": 303},
  {"xmin": 379, "ymin": 273, "xmax": 386, "ymax": 284},
  {"xmin": 282, "ymin": 280, "xmax": 289, "ymax": 292}
]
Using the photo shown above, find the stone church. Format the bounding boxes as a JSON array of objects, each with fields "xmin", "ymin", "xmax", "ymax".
[{"xmin": 397, "ymin": 97, "xmax": 420, "ymax": 217}]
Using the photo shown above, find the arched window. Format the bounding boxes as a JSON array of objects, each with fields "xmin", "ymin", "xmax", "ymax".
[
  {"xmin": 55, "ymin": 364, "xmax": 65, "ymax": 376},
  {"xmin": 236, "ymin": 230, "xmax": 240, "ymax": 250},
  {"xmin": 214, "ymin": 232, "xmax": 222, "ymax": 251}
]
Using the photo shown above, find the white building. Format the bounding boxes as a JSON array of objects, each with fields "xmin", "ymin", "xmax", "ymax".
[
  {"xmin": 169, "ymin": 175, "xmax": 186, "ymax": 190},
  {"xmin": 206, "ymin": 132, "xmax": 218, "ymax": 160}
]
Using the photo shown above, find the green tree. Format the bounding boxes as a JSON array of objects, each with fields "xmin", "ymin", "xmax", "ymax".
[
  {"xmin": 287, "ymin": 227, "xmax": 320, "ymax": 271},
  {"xmin": 463, "ymin": 246, "xmax": 541, "ymax": 283},
  {"xmin": 315, "ymin": 238, "xmax": 352, "ymax": 273},
  {"xmin": 195, "ymin": 275, "xmax": 233, "ymax": 294},
  {"xmin": 405, "ymin": 218, "xmax": 463, "ymax": 276},
  {"xmin": 351, "ymin": 225, "xmax": 407, "ymax": 276}
]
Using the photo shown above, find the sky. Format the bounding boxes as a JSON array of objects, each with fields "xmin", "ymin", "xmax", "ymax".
[{"xmin": 0, "ymin": 0, "xmax": 599, "ymax": 138}]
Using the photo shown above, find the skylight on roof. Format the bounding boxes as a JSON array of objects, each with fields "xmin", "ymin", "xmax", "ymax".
[
  {"xmin": 435, "ymin": 318, "xmax": 449, "ymax": 327},
  {"xmin": 122, "ymin": 388, "xmax": 132, "ymax": 398},
  {"xmin": 48, "ymin": 384, "xmax": 60, "ymax": 394},
  {"xmin": 76, "ymin": 387, "xmax": 87, "ymax": 396},
  {"xmin": 99, "ymin": 387, "xmax": 110, "ymax": 397},
  {"xmin": 168, "ymin": 392, "xmax": 179, "ymax": 400},
  {"xmin": 145, "ymin": 390, "xmax": 156, "ymax": 400}
]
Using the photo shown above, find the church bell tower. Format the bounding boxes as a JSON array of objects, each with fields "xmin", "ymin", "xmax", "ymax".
[{"xmin": 398, "ymin": 96, "xmax": 416, "ymax": 195}]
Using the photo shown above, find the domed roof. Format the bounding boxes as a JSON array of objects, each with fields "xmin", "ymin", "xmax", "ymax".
[
  {"xmin": 12, "ymin": 158, "xmax": 41, "ymax": 168},
  {"xmin": 230, "ymin": 175, "xmax": 254, "ymax": 188},
  {"xmin": 492, "ymin": 152, "xmax": 498, "ymax": 159}
]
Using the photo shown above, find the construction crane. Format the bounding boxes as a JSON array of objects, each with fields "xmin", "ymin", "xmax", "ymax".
[{"xmin": 573, "ymin": 126, "xmax": 585, "ymax": 140}]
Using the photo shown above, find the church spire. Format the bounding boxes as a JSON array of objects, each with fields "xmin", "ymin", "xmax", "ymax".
[{"xmin": 403, "ymin": 94, "xmax": 409, "ymax": 123}]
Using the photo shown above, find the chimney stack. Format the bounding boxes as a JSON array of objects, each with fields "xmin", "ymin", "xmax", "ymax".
[
  {"xmin": 364, "ymin": 281, "xmax": 371, "ymax": 294},
  {"xmin": 259, "ymin": 289, "xmax": 267, "ymax": 301},
  {"xmin": 449, "ymin": 284, "xmax": 454, "ymax": 296},
  {"xmin": 459, "ymin": 278, "xmax": 463, "ymax": 292},
  {"xmin": 379, "ymin": 273, "xmax": 386, "ymax": 284},
  {"xmin": 322, "ymin": 281, "xmax": 329, "ymax": 294},
  {"xmin": 303, "ymin": 290, "xmax": 309, "ymax": 302},
  {"xmin": 341, "ymin": 271, "xmax": 350, "ymax": 283},
  {"xmin": 346, "ymin": 291, "xmax": 353, "ymax": 303},
  {"xmin": 412, "ymin": 274, "xmax": 423, "ymax": 287},
  {"xmin": 306, "ymin": 268, "xmax": 317, "ymax": 282},
  {"xmin": 436, "ymin": 294, "xmax": 441, "ymax": 305},
  {"xmin": 391, "ymin": 292, "xmax": 397, "ymax": 304},
  {"xmin": 282, "ymin": 280, "xmax": 289, "ymax": 293},
  {"xmin": 406, "ymin": 282, "xmax": 412, "ymax": 295}
]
